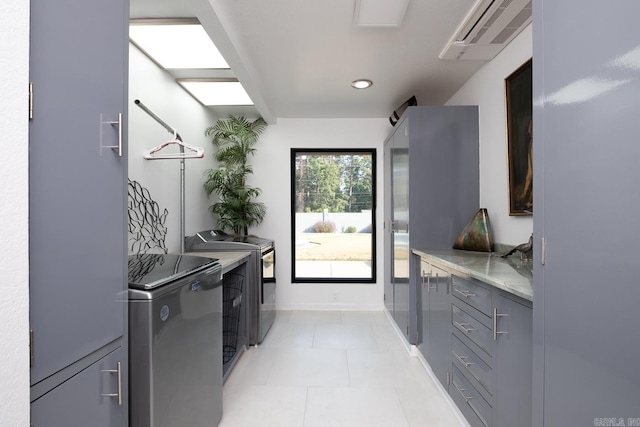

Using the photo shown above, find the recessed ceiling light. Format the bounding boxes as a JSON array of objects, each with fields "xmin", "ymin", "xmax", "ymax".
[{"xmin": 351, "ymin": 79, "xmax": 373, "ymax": 89}]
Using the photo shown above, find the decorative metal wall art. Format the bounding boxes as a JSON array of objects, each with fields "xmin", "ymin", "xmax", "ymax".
[{"xmin": 128, "ymin": 179, "xmax": 168, "ymax": 254}]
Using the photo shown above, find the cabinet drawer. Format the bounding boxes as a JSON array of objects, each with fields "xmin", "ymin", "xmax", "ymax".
[
  {"xmin": 452, "ymin": 275, "xmax": 492, "ymax": 316},
  {"xmin": 451, "ymin": 364, "xmax": 493, "ymax": 427},
  {"xmin": 452, "ymin": 303, "xmax": 493, "ymax": 357},
  {"xmin": 452, "ymin": 334, "xmax": 493, "ymax": 396}
]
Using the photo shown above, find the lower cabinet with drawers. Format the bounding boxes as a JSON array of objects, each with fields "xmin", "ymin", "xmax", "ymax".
[{"xmin": 415, "ymin": 252, "xmax": 532, "ymax": 427}]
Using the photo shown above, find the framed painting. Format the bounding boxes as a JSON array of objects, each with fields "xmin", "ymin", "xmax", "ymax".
[{"xmin": 505, "ymin": 59, "xmax": 533, "ymax": 215}]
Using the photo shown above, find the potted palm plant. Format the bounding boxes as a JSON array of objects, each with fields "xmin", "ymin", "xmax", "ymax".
[{"xmin": 203, "ymin": 115, "xmax": 268, "ymax": 236}]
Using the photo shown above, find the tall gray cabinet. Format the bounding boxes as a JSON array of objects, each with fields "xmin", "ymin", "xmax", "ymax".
[
  {"xmin": 383, "ymin": 106, "xmax": 479, "ymax": 343},
  {"xmin": 29, "ymin": 0, "xmax": 129, "ymax": 425},
  {"xmin": 532, "ymin": 1, "xmax": 640, "ymax": 425}
]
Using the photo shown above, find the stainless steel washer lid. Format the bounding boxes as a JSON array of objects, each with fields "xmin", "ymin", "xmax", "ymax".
[
  {"xmin": 127, "ymin": 253, "xmax": 219, "ymax": 290},
  {"xmin": 186, "ymin": 229, "xmax": 274, "ymax": 251}
]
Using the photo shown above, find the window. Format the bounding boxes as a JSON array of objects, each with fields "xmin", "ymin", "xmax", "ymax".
[{"xmin": 291, "ymin": 149, "xmax": 376, "ymax": 283}]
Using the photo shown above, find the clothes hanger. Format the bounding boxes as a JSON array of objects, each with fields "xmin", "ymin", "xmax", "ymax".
[{"xmin": 143, "ymin": 128, "xmax": 204, "ymax": 160}]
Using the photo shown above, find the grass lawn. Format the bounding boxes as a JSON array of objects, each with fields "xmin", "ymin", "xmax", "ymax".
[{"xmin": 296, "ymin": 233, "xmax": 372, "ymax": 261}]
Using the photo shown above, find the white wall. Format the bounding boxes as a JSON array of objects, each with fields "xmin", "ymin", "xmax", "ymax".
[
  {"xmin": 447, "ymin": 25, "xmax": 534, "ymax": 245},
  {"xmin": 250, "ymin": 119, "xmax": 390, "ymax": 310},
  {"xmin": 128, "ymin": 44, "xmax": 220, "ymax": 253},
  {"xmin": 0, "ymin": 2, "xmax": 30, "ymax": 426}
]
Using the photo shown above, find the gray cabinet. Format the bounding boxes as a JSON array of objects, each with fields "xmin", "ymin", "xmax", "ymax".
[
  {"xmin": 383, "ymin": 106, "xmax": 479, "ymax": 343},
  {"xmin": 450, "ymin": 275, "xmax": 495, "ymax": 427},
  {"xmin": 382, "ymin": 138, "xmax": 395, "ymax": 315},
  {"xmin": 31, "ymin": 348, "xmax": 124, "ymax": 427},
  {"xmin": 29, "ymin": 0, "xmax": 129, "ymax": 424},
  {"xmin": 418, "ymin": 258, "xmax": 450, "ymax": 385},
  {"xmin": 493, "ymin": 294, "xmax": 532, "ymax": 427},
  {"xmin": 414, "ymin": 251, "xmax": 533, "ymax": 427},
  {"xmin": 450, "ymin": 274, "xmax": 532, "ymax": 427},
  {"xmin": 386, "ymin": 126, "xmax": 410, "ymax": 337},
  {"xmin": 532, "ymin": 1, "xmax": 640, "ymax": 424}
]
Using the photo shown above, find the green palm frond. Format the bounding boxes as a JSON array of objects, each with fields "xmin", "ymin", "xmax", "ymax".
[{"xmin": 203, "ymin": 115, "xmax": 268, "ymax": 235}]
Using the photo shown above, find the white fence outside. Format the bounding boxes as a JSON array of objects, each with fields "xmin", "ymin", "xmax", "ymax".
[{"xmin": 295, "ymin": 211, "xmax": 372, "ymax": 233}]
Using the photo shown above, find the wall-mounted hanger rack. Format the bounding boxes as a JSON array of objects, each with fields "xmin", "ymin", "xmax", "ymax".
[{"xmin": 135, "ymin": 99, "xmax": 205, "ymax": 253}]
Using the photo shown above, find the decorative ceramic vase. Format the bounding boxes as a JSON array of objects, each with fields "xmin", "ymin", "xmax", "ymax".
[{"xmin": 453, "ymin": 208, "xmax": 494, "ymax": 252}]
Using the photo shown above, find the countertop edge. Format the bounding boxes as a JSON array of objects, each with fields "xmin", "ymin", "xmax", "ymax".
[
  {"xmin": 186, "ymin": 251, "xmax": 252, "ymax": 274},
  {"xmin": 412, "ymin": 248, "xmax": 533, "ymax": 302}
]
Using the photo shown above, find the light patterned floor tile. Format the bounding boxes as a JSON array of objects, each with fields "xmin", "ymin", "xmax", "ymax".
[
  {"xmin": 261, "ymin": 321, "xmax": 315, "ymax": 348},
  {"xmin": 313, "ymin": 323, "xmax": 377, "ymax": 350},
  {"xmin": 304, "ymin": 386, "xmax": 409, "ymax": 427},
  {"xmin": 265, "ymin": 347, "xmax": 350, "ymax": 387},
  {"xmin": 219, "ymin": 385, "xmax": 307, "ymax": 427},
  {"xmin": 288, "ymin": 310, "xmax": 342, "ymax": 324}
]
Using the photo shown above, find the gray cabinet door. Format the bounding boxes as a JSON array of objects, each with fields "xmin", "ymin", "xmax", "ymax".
[
  {"xmin": 417, "ymin": 258, "xmax": 451, "ymax": 386},
  {"xmin": 429, "ymin": 263, "xmax": 450, "ymax": 386},
  {"xmin": 383, "ymin": 138, "xmax": 394, "ymax": 314},
  {"xmin": 533, "ymin": 1, "xmax": 640, "ymax": 424},
  {"xmin": 493, "ymin": 294, "xmax": 532, "ymax": 427},
  {"xmin": 391, "ymin": 124, "xmax": 410, "ymax": 338},
  {"xmin": 31, "ymin": 347, "xmax": 124, "ymax": 427},
  {"xmin": 29, "ymin": 0, "xmax": 128, "ymax": 384},
  {"xmin": 418, "ymin": 258, "xmax": 430, "ymax": 353}
]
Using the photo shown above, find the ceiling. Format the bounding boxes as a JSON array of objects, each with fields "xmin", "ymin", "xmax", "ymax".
[{"xmin": 130, "ymin": 0, "xmax": 490, "ymax": 123}]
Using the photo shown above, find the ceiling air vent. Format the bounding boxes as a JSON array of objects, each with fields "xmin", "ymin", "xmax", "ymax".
[{"xmin": 439, "ymin": 0, "xmax": 532, "ymax": 60}]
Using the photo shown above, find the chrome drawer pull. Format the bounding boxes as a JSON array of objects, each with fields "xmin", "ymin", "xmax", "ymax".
[
  {"xmin": 454, "ymin": 321, "xmax": 477, "ymax": 334},
  {"xmin": 101, "ymin": 361, "xmax": 123, "ymax": 405},
  {"xmin": 452, "ymin": 380, "xmax": 475, "ymax": 402},
  {"xmin": 422, "ymin": 270, "xmax": 436, "ymax": 293},
  {"xmin": 492, "ymin": 308, "xmax": 510, "ymax": 341},
  {"xmin": 454, "ymin": 287, "xmax": 476, "ymax": 298},
  {"xmin": 454, "ymin": 379, "xmax": 488, "ymax": 427},
  {"xmin": 453, "ymin": 350, "xmax": 476, "ymax": 368}
]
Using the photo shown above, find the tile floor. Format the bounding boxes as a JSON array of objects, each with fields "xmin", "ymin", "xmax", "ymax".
[{"xmin": 219, "ymin": 310, "xmax": 468, "ymax": 427}]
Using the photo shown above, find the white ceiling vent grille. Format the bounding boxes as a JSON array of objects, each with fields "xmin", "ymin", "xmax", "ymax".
[{"xmin": 440, "ymin": 0, "xmax": 532, "ymax": 60}]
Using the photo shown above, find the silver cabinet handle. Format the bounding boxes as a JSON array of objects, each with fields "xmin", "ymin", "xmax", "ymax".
[
  {"xmin": 102, "ymin": 361, "xmax": 122, "ymax": 405},
  {"xmin": 454, "ymin": 287, "xmax": 476, "ymax": 298},
  {"xmin": 100, "ymin": 113, "xmax": 123, "ymax": 157},
  {"xmin": 454, "ymin": 321, "xmax": 477, "ymax": 334},
  {"xmin": 116, "ymin": 113, "xmax": 123, "ymax": 157},
  {"xmin": 422, "ymin": 270, "xmax": 436, "ymax": 293},
  {"xmin": 453, "ymin": 379, "xmax": 488, "ymax": 427},
  {"xmin": 493, "ymin": 308, "xmax": 510, "ymax": 341},
  {"xmin": 452, "ymin": 380, "xmax": 475, "ymax": 402},
  {"xmin": 453, "ymin": 350, "xmax": 476, "ymax": 368}
]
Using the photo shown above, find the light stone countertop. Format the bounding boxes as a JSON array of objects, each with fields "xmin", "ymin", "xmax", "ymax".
[
  {"xmin": 186, "ymin": 251, "xmax": 252, "ymax": 274},
  {"xmin": 412, "ymin": 248, "xmax": 533, "ymax": 302}
]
